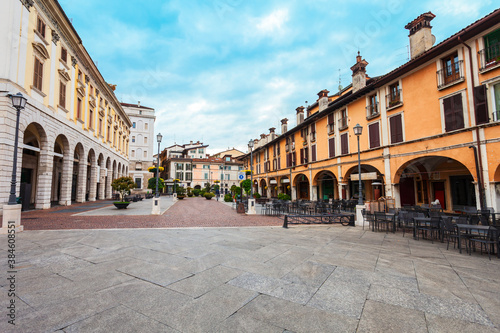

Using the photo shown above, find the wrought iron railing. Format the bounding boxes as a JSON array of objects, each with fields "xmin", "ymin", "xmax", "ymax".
[{"xmin": 436, "ymin": 60, "xmax": 464, "ymax": 89}]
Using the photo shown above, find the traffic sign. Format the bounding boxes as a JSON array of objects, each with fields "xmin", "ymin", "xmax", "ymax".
[{"xmin": 238, "ymin": 172, "xmax": 245, "ymax": 180}]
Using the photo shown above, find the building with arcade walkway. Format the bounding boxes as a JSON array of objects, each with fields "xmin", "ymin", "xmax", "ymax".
[{"xmin": 241, "ymin": 10, "xmax": 500, "ymax": 213}]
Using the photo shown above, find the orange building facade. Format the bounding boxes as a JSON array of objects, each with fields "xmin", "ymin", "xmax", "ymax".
[{"xmin": 241, "ymin": 10, "xmax": 500, "ymax": 213}]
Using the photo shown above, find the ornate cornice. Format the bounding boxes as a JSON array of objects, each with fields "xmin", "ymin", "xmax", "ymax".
[{"xmin": 21, "ymin": 0, "xmax": 34, "ymax": 10}]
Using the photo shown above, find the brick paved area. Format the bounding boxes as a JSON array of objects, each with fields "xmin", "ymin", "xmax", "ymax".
[{"xmin": 20, "ymin": 197, "xmax": 282, "ymax": 230}]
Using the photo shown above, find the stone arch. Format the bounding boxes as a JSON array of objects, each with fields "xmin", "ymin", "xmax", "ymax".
[
  {"xmin": 112, "ymin": 160, "xmax": 117, "ymax": 180},
  {"xmin": 269, "ymin": 177, "xmax": 278, "ymax": 197},
  {"xmin": 51, "ymin": 134, "xmax": 72, "ymax": 205},
  {"xmin": 313, "ymin": 170, "xmax": 338, "ymax": 201},
  {"xmin": 259, "ymin": 179, "xmax": 267, "ymax": 197},
  {"xmin": 278, "ymin": 176, "xmax": 291, "ymax": 196},
  {"xmin": 20, "ymin": 122, "xmax": 49, "ymax": 209},
  {"xmin": 72, "ymin": 142, "xmax": 85, "ymax": 202},
  {"xmin": 86, "ymin": 148, "xmax": 97, "ymax": 201},
  {"xmin": 293, "ymin": 173, "xmax": 310, "ymax": 200},
  {"xmin": 343, "ymin": 164, "xmax": 384, "ymax": 202},
  {"xmin": 393, "ymin": 155, "xmax": 476, "ymax": 211},
  {"xmin": 96, "ymin": 153, "xmax": 105, "ymax": 199},
  {"xmin": 105, "ymin": 156, "xmax": 112, "ymax": 199},
  {"xmin": 117, "ymin": 162, "xmax": 122, "ymax": 178}
]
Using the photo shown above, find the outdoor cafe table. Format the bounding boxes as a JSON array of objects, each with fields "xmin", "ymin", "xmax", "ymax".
[{"xmin": 456, "ymin": 224, "xmax": 499, "ymax": 258}]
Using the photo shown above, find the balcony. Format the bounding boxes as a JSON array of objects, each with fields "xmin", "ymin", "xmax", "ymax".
[
  {"xmin": 436, "ymin": 60, "xmax": 464, "ymax": 89},
  {"xmin": 328, "ymin": 123, "xmax": 335, "ymax": 134},
  {"xmin": 479, "ymin": 42, "xmax": 500, "ymax": 72},
  {"xmin": 366, "ymin": 102, "xmax": 379, "ymax": 120},
  {"xmin": 386, "ymin": 89, "xmax": 402, "ymax": 109},
  {"xmin": 494, "ymin": 110, "xmax": 500, "ymax": 122},
  {"xmin": 338, "ymin": 117, "xmax": 348, "ymax": 131}
]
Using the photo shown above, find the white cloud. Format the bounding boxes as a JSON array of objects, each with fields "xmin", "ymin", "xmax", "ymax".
[{"xmin": 256, "ymin": 9, "xmax": 289, "ymax": 34}]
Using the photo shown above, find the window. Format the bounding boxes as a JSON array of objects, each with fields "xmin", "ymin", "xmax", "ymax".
[
  {"xmin": 33, "ymin": 58, "xmax": 43, "ymax": 91},
  {"xmin": 389, "ymin": 114, "xmax": 404, "ymax": 144},
  {"xmin": 226, "ymin": 174, "xmax": 230, "ymax": 180},
  {"xmin": 143, "ymin": 150, "xmax": 147, "ymax": 158},
  {"xmin": 204, "ymin": 173, "xmax": 208, "ymax": 180},
  {"xmin": 89, "ymin": 109, "xmax": 94, "ymax": 129},
  {"xmin": 186, "ymin": 164, "xmax": 192, "ymax": 171},
  {"xmin": 493, "ymin": 83, "xmax": 500, "ymax": 121},
  {"xmin": 387, "ymin": 82, "xmax": 401, "ymax": 108},
  {"xmin": 441, "ymin": 53, "xmax": 462, "ymax": 86},
  {"xmin": 145, "ymin": 123, "xmax": 148, "ymax": 130},
  {"xmin": 311, "ymin": 145, "xmax": 317, "ymax": 162},
  {"xmin": 99, "ymin": 118, "xmax": 103, "ymax": 136},
  {"xmin": 132, "ymin": 122, "xmax": 136, "ymax": 128},
  {"xmin": 367, "ymin": 94, "xmax": 378, "ymax": 117},
  {"xmin": 328, "ymin": 137, "xmax": 335, "ymax": 158},
  {"xmin": 135, "ymin": 178, "xmax": 142, "ymax": 189},
  {"xmin": 78, "ymin": 70, "xmax": 82, "ymax": 82},
  {"xmin": 176, "ymin": 163, "xmax": 184, "ymax": 170},
  {"xmin": 59, "ymin": 81, "xmax": 66, "ymax": 108},
  {"xmin": 300, "ymin": 148, "xmax": 308, "ymax": 164},
  {"xmin": 225, "ymin": 156, "xmax": 231, "ymax": 162},
  {"xmin": 480, "ymin": 28, "xmax": 500, "ymax": 70},
  {"xmin": 474, "ymin": 85, "xmax": 489, "ymax": 124},
  {"xmin": 176, "ymin": 172, "xmax": 184, "ymax": 181},
  {"xmin": 131, "ymin": 150, "xmax": 135, "ymax": 157},
  {"xmin": 368, "ymin": 123, "xmax": 380, "ymax": 149},
  {"xmin": 310, "ymin": 123, "xmax": 316, "ymax": 141},
  {"xmin": 443, "ymin": 94, "xmax": 464, "ymax": 132},
  {"xmin": 107, "ymin": 125, "xmax": 111, "ymax": 141},
  {"xmin": 340, "ymin": 133, "xmax": 349, "ymax": 155},
  {"xmin": 186, "ymin": 173, "xmax": 192, "ymax": 181},
  {"xmin": 36, "ymin": 16, "xmax": 46, "ymax": 38},
  {"xmin": 77, "ymin": 98, "xmax": 82, "ymax": 120},
  {"xmin": 327, "ymin": 113, "xmax": 335, "ymax": 133},
  {"xmin": 198, "ymin": 149, "xmax": 204, "ymax": 154},
  {"xmin": 61, "ymin": 47, "xmax": 67, "ymax": 63},
  {"xmin": 338, "ymin": 109, "xmax": 348, "ymax": 130},
  {"xmin": 144, "ymin": 137, "xmax": 148, "ymax": 144},
  {"xmin": 132, "ymin": 136, "xmax": 135, "ymax": 143}
]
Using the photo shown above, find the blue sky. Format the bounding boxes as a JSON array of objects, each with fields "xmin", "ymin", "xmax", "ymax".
[{"xmin": 59, "ymin": 0, "xmax": 498, "ymax": 154}]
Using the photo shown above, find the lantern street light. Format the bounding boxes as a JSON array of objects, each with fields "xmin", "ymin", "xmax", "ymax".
[
  {"xmin": 8, "ymin": 93, "xmax": 27, "ymax": 205},
  {"xmin": 248, "ymin": 139, "xmax": 254, "ymax": 198},
  {"xmin": 353, "ymin": 124, "xmax": 363, "ymax": 206},
  {"xmin": 156, "ymin": 133, "xmax": 162, "ymax": 198}
]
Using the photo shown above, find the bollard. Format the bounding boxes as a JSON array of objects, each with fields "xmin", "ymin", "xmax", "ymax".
[{"xmin": 283, "ymin": 215, "xmax": 288, "ymax": 228}]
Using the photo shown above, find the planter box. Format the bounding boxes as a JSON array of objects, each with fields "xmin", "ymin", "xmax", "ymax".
[{"xmin": 113, "ymin": 202, "xmax": 130, "ymax": 209}]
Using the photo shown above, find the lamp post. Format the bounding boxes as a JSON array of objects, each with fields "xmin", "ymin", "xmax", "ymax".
[
  {"xmin": 248, "ymin": 140, "xmax": 254, "ymax": 198},
  {"xmin": 8, "ymin": 93, "xmax": 27, "ymax": 205},
  {"xmin": 353, "ymin": 124, "xmax": 363, "ymax": 206},
  {"xmin": 156, "ymin": 133, "xmax": 162, "ymax": 198}
]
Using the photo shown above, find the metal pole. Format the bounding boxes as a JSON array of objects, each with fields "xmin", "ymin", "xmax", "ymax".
[
  {"xmin": 357, "ymin": 135, "xmax": 363, "ymax": 206},
  {"xmin": 8, "ymin": 107, "xmax": 21, "ymax": 205},
  {"xmin": 250, "ymin": 148, "xmax": 253, "ymax": 198},
  {"xmin": 156, "ymin": 141, "xmax": 160, "ymax": 198}
]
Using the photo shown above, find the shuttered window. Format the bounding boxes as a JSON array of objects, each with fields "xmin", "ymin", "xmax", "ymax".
[
  {"xmin": 327, "ymin": 113, "xmax": 335, "ymax": 133},
  {"xmin": 341, "ymin": 133, "xmax": 348, "ymax": 155},
  {"xmin": 389, "ymin": 114, "xmax": 404, "ymax": 144},
  {"xmin": 59, "ymin": 81, "xmax": 66, "ymax": 108},
  {"xmin": 33, "ymin": 58, "xmax": 43, "ymax": 91},
  {"xmin": 368, "ymin": 123, "xmax": 380, "ymax": 149},
  {"xmin": 300, "ymin": 148, "xmax": 304, "ymax": 164},
  {"xmin": 328, "ymin": 137, "xmax": 335, "ymax": 158},
  {"xmin": 443, "ymin": 94, "xmax": 464, "ymax": 132},
  {"xmin": 474, "ymin": 85, "xmax": 489, "ymax": 125},
  {"xmin": 311, "ymin": 145, "xmax": 316, "ymax": 162}
]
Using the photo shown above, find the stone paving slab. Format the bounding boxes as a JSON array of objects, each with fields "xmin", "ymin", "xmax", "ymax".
[{"xmin": 3, "ymin": 225, "xmax": 500, "ymax": 332}]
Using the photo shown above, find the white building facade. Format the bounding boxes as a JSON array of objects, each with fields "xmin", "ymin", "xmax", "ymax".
[
  {"xmin": 0, "ymin": 0, "xmax": 131, "ymax": 214},
  {"xmin": 122, "ymin": 102, "xmax": 155, "ymax": 192}
]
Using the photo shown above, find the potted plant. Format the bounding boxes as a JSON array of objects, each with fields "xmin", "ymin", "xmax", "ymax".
[
  {"xmin": 177, "ymin": 186, "xmax": 187, "ymax": 200},
  {"xmin": 111, "ymin": 176, "xmax": 136, "ymax": 209},
  {"xmin": 204, "ymin": 192, "xmax": 215, "ymax": 200},
  {"xmin": 193, "ymin": 189, "xmax": 201, "ymax": 197}
]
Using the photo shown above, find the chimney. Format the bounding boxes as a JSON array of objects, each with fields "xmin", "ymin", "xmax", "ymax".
[
  {"xmin": 317, "ymin": 89, "xmax": 330, "ymax": 112},
  {"xmin": 350, "ymin": 52, "xmax": 368, "ymax": 93},
  {"xmin": 138, "ymin": 101, "xmax": 141, "ymax": 107},
  {"xmin": 296, "ymin": 106, "xmax": 305, "ymax": 125},
  {"xmin": 281, "ymin": 118, "xmax": 288, "ymax": 134},
  {"xmin": 269, "ymin": 127, "xmax": 276, "ymax": 140},
  {"xmin": 405, "ymin": 12, "xmax": 436, "ymax": 60}
]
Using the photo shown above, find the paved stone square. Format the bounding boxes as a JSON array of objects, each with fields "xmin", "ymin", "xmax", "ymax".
[{"xmin": 2, "ymin": 221, "xmax": 500, "ymax": 332}]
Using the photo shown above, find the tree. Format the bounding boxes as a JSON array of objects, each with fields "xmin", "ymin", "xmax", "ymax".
[
  {"xmin": 230, "ymin": 185, "xmax": 240, "ymax": 195},
  {"xmin": 204, "ymin": 182, "xmax": 212, "ymax": 193},
  {"xmin": 148, "ymin": 177, "xmax": 165, "ymax": 192},
  {"xmin": 241, "ymin": 179, "xmax": 251, "ymax": 196},
  {"xmin": 111, "ymin": 177, "xmax": 136, "ymax": 202}
]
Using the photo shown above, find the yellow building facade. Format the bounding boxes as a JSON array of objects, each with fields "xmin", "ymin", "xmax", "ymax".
[
  {"xmin": 0, "ymin": 0, "xmax": 131, "ymax": 213},
  {"xmin": 242, "ymin": 10, "xmax": 500, "ymax": 212}
]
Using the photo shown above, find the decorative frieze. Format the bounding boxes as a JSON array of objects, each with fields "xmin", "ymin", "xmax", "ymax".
[{"xmin": 51, "ymin": 30, "xmax": 60, "ymax": 44}]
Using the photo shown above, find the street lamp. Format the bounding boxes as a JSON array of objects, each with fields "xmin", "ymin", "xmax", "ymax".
[
  {"xmin": 156, "ymin": 133, "xmax": 162, "ymax": 198},
  {"xmin": 353, "ymin": 124, "xmax": 363, "ymax": 206},
  {"xmin": 248, "ymin": 139, "xmax": 254, "ymax": 198},
  {"xmin": 8, "ymin": 93, "xmax": 27, "ymax": 205}
]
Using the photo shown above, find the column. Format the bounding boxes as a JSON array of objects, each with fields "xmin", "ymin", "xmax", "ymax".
[
  {"xmin": 88, "ymin": 164, "xmax": 97, "ymax": 201},
  {"xmin": 58, "ymin": 153, "xmax": 73, "ymax": 205},
  {"xmin": 98, "ymin": 167, "xmax": 106, "ymax": 199},
  {"xmin": 106, "ymin": 168, "xmax": 112, "ymax": 199},
  {"xmin": 35, "ymin": 150, "xmax": 54, "ymax": 209},
  {"xmin": 76, "ymin": 160, "xmax": 86, "ymax": 202}
]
